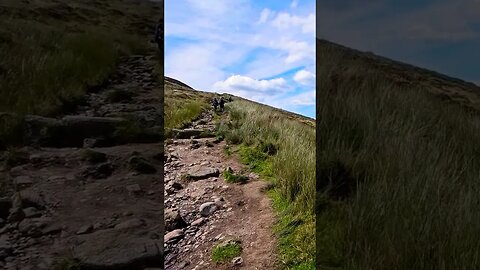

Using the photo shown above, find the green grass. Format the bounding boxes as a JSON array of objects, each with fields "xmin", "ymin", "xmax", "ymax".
[
  {"xmin": 0, "ymin": 0, "xmax": 160, "ymax": 147},
  {"xmin": 317, "ymin": 40, "xmax": 480, "ymax": 269},
  {"xmin": 164, "ymin": 99, "xmax": 206, "ymax": 130},
  {"xmin": 219, "ymin": 101, "xmax": 315, "ymax": 268},
  {"xmin": 211, "ymin": 240, "xmax": 243, "ymax": 263},
  {"xmin": 223, "ymin": 167, "xmax": 249, "ymax": 184}
]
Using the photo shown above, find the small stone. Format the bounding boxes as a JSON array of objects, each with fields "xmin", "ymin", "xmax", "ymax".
[
  {"xmin": 122, "ymin": 211, "xmax": 133, "ymax": 217},
  {"xmin": 164, "ymin": 229, "xmax": 184, "ymax": 243},
  {"xmin": 214, "ymin": 233, "xmax": 222, "ymax": 241},
  {"xmin": 199, "ymin": 202, "xmax": 217, "ymax": 217},
  {"xmin": 83, "ymin": 138, "xmax": 101, "ymax": 148},
  {"xmin": 165, "ymin": 209, "xmax": 187, "ymax": 231},
  {"xmin": 232, "ymin": 256, "xmax": 243, "ymax": 265},
  {"xmin": 13, "ymin": 176, "xmax": 34, "ymax": 187},
  {"xmin": 42, "ymin": 224, "xmax": 62, "ymax": 235},
  {"xmin": 191, "ymin": 218, "xmax": 205, "ymax": 227},
  {"xmin": 23, "ymin": 207, "xmax": 41, "ymax": 218},
  {"xmin": 128, "ymin": 156, "xmax": 156, "ymax": 174},
  {"xmin": 76, "ymin": 225, "xmax": 93, "ymax": 235}
]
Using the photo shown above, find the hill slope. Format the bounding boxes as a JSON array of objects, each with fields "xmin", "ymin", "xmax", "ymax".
[
  {"xmin": 0, "ymin": 1, "xmax": 164, "ymax": 269},
  {"xmin": 317, "ymin": 39, "xmax": 480, "ymax": 269},
  {"xmin": 165, "ymin": 77, "xmax": 316, "ymax": 269}
]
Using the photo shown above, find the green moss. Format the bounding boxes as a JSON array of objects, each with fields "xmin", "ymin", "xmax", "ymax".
[
  {"xmin": 211, "ymin": 240, "xmax": 242, "ymax": 263},
  {"xmin": 223, "ymin": 167, "xmax": 249, "ymax": 184}
]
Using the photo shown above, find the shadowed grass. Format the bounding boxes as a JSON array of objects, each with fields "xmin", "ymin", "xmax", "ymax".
[
  {"xmin": 317, "ymin": 40, "xmax": 480, "ymax": 269},
  {"xmin": 0, "ymin": 0, "xmax": 161, "ymax": 147}
]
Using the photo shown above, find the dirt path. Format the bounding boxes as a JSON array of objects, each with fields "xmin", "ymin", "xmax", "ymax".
[
  {"xmin": 0, "ymin": 50, "xmax": 164, "ymax": 269},
  {"xmin": 164, "ymin": 111, "xmax": 277, "ymax": 270}
]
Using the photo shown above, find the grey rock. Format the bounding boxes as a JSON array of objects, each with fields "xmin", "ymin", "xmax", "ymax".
[
  {"xmin": 199, "ymin": 202, "xmax": 217, "ymax": 217},
  {"xmin": 128, "ymin": 156, "xmax": 156, "ymax": 174},
  {"xmin": 72, "ymin": 232, "xmax": 162, "ymax": 269},
  {"xmin": 12, "ymin": 190, "xmax": 46, "ymax": 209},
  {"xmin": 191, "ymin": 217, "xmax": 205, "ymax": 227},
  {"xmin": 76, "ymin": 225, "xmax": 93, "ymax": 235},
  {"xmin": 232, "ymin": 256, "xmax": 243, "ymax": 265},
  {"xmin": 83, "ymin": 162, "xmax": 114, "ymax": 179},
  {"xmin": 165, "ymin": 209, "xmax": 187, "ymax": 231},
  {"xmin": 18, "ymin": 218, "xmax": 48, "ymax": 236},
  {"xmin": 13, "ymin": 176, "xmax": 34, "ymax": 187},
  {"xmin": 164, "ymin": 229, "xmax": 184, "ymax": 243},
  {"xmin": 41, "ymin": 224, "xmax": 62, "ymax": 235},
  {"xmin": 62, "ymin": 116, "xmax": 125, "ymax": 134},
  {"xmin": 23, "ymin": 207, "xmax": 41, "ymax": 218},
  {"xmin": 171, "ymin": 128, "xmax": 215, "ymax": 139},
  {"xmin": 184, "ymin": 166, "xmax": 219, "ymax": 180},
  {"xmin": 24, "ymin": 115, "xmax": 64, "ymax": 146}
]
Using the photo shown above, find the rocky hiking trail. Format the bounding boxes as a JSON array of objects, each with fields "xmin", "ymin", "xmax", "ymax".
[
  {"xmin": 0, "ymin": 50, "xmax": 164, "ymax": 269},
  {"xmin": 164, "ymin": 111, "xmax": 277, "ymax": 270}
]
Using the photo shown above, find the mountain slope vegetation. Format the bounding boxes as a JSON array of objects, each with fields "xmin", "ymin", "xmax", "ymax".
[
  {"xmin": 0, "ymin": 0, "xmax": 162, "ymax": 148},
  {"xmin": 165, "ymin": 77, "xmax": 316, "ymax": 269},
  {"xmin": 317, "ymin": 39, "xmax": 480, "ymax": 270}
]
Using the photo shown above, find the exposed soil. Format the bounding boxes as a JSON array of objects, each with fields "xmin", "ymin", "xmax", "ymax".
[{"xmin": 164, "ymin": 111, "xmax": 277, "ymax": 270}]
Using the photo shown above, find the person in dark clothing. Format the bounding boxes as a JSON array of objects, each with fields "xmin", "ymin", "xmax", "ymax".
[
  {"xmin": 212, "ymin": 97, "xmax": 218, "ymax": 111},
  {"xmin": 219, "ymin": 97, "xmax": 225, "ymax": 112},
  {"xmin": 154, "ymin": 19, "xmax": 163, "ymax": 50}
]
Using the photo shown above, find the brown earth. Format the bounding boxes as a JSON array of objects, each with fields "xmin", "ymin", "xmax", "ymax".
[{"xmin": 164, "ymin": 112, "xmax": 277, "ymax": 270}]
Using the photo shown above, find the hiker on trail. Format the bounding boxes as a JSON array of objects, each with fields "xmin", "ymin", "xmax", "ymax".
[
  {"xmin": 154, "ymin": 19, "xmax": 163, "ymax": 50},
  {"xmin": 219, "ymin": 97, "xmax": 225, "ymax": 112},
  {"xmin": 212, "ymin": 97, "xmax": 218, "ymax": 111}
]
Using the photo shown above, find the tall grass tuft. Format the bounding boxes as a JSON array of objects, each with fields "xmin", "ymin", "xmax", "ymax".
[
  {"xmin": 0, "ymin": 21, "xmax": 147, "ymax": 116},
  {"xmin": 164, "ymin": 99, "xmax": 206, "ymax": 130},
  {"xmin": 224, "ymin": 100, "xmax": 316, "ymax": 268},
  {"xmin": 317, "ymin": 41, "xmax": 480, "ymax": 269}
]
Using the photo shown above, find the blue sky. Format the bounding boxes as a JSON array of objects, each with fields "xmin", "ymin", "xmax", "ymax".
[
  {"xmin": 317, "ymin": 0, "xmax": 480, "ymax": 85},
  {"xmin": 165, "ymin": 0, "xmax": 316, "ymax": 118}
]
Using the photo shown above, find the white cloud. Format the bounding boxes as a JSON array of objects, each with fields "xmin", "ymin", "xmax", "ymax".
[
  {"xmin": 271, "ymin": 39, "xmax": 315, "ymax": 64},
  {"xmin": 213, "ymin": 75, "xmax": 290, "ymax": 95},
  {"xmin": 294, "ymin": 69, "xmax": 316, "ymax": 85},
  {"xmin": 290, "ymin": 90, "xmax": 316, "ymax": 106},
  {"xmin": 258, "ymin": 8, "xmax": 273, "ymax": 24},
  {"xmin": 166, "ymin": 0, "xmax": 316, "ymax": 116},
  {"xmin": 271, "ymin": 12, "xmax": 315, "ymax": 34}
]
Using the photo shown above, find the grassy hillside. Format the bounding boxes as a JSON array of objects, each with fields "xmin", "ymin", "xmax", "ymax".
[
  {"xmin": 165, "ymin": 77, "xmax": 316, "ymax": 269},
  {"xmin": 317, "ymin": 39, "xmax": 480, "ymax": 269},
  {"xmin": 0, "ymin": 0, "xmax": 162, "ymax": 114},
  {"xmin": 0, "ymin": 0, "xmax": 162, "ymax": 147}
]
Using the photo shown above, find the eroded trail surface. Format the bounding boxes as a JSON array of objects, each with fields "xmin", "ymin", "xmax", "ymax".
[
  {"xmin": 0, "ymin": 51, "xmax": 164, "ymax": 269},
  {"xmin": 164, "ymin": 112, "xmax": 277, "ymax": 270}
]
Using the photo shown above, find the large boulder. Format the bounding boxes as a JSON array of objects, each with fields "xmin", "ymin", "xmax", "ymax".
[
  {"xmin": 23, "ymin": 115, "xmax": 65, "ymax": 146},
  {"xmin": 184, "ymin": 166, "xmax": 219, "ymax": 181},
  {"xmin": 73, "ymin": 230, "xmax": 163, "ymax": 269}
]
